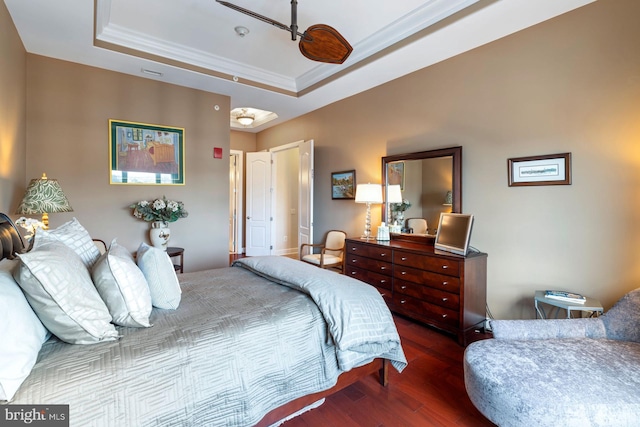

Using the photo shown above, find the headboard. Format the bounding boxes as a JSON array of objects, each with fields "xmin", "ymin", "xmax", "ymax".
[{"xmin": 0, "ymin": 213, "xmax": 25, "ymax": 261}]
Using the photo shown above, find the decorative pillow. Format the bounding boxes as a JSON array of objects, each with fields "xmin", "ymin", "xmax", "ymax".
[
  {"xmin": 35, "ymin": 218, "xmax": 101, "ymax": 269},
  {"xmin": 0, "ymin": 259, "xmax": 50, "ymax": 401},
  {"xmin": 13, "ymin": 240, "xmax": 118, "ymax": 344},
  {"xmin": 136, "ymin": 243, "xmax": 181, "ymax": 309},
  {"xmin": 92, "ymin": 240, "xmax": 152, "ymax": 327}
]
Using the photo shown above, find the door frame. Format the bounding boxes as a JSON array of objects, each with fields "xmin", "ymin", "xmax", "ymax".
[{"xmin": 229, "ymin": 150, "xmax": 244, "ymax": 254}]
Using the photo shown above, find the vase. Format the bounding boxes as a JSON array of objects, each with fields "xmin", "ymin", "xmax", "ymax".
[{"xmin": 149, "ymin": 221, "xmax": 171, "ymax": 250}]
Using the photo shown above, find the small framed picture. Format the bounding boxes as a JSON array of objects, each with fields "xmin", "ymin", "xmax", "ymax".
[
  {"xmin": 508, "ymin": 153, "xmax": 571, "ymax": 187},
  {"xmin": 387, "ymin": 161, "xmax": 405, "ymax": 190},
  {"xmin": 331, "ymin": 170, "xmax": 356, "ymax": 199}
]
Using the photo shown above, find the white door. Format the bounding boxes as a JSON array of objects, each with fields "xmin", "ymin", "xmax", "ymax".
[
  {"xmin": 298, "ymin": 140, "xmax": 314, "ymax": 253},
  {"xmin": 246, "ymin": 152, "xmax": 272, "ymax": 256},
  {"xmin": 229, "ymin": 150, "xmax": 243, "ymax": 254}
]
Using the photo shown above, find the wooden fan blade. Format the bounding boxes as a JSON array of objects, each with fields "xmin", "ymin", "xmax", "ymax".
[{"xmin": 299, "ymin": 24, "xmax": 353, "ymax": 64}]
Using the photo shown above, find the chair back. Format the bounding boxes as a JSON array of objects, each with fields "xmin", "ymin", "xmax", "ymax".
[
  {"xmin": 406, "ymin": 218, "xmax": 428, "ymax": 234},
  {"xmin": 325, "ymin": 230, "xmax": 347, "ymax": 258}
]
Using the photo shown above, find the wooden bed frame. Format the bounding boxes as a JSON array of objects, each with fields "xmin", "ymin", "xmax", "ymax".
[
  {"xmin": 256, "ymin": 359, "xmax": 388, "ymax": 426},
  {"xmin": 0, "ymin": 213, "xmax": 390, "ymax": 425}
]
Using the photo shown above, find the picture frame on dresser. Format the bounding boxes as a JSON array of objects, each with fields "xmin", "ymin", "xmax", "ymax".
[{"xmin": 109, "ymin": 119, "xmax": 185, "ymax": 185}]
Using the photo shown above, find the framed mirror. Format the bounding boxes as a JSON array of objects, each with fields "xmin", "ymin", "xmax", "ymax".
[{"xmin": 382, "ymin": 146, "xmax": 462, "ymax": 237}]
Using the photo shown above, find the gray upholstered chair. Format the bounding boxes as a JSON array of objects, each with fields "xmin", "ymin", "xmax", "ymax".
[
  {"xmin": 464, "ymin": 287, "xmax": 640, "ymax": 426},
  {"xmin": 299, "ymin": 230, "xmax": 346, "ymax": 273}
]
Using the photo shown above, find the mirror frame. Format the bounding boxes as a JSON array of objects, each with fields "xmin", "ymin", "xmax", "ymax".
[{"xmin": 382, "ymin": 146, "xmax": 462, "ymax": 232}]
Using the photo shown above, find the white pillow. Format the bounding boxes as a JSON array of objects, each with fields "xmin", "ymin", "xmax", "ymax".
[
  {"xmin": 35, "ymin": 218, "xmax": 101, "ymax": 269},
  {"xmin": 136, "ymin": 243, "xmax": 181, "ymax": 309},
  {"xmin": 0, "ymin": 259, "xmax": 49, "ymax": 401},
  {"xmin": 13, "ymin": 240, "xmax": 118, "ymax": 344},
  {"xmin": 92, "ymin": 240, "xmax": 152, "ymax": 327}
]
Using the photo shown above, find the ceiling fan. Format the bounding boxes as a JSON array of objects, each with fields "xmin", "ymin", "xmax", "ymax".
[{"xmin": 216, "ymin": 0, "xmax": 353, "ymax": 64}]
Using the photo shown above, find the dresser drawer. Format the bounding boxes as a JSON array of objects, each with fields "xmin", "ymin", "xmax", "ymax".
[
  {"xmin": 394, "ymin": 250, "xmax": 460, "ymax": 276},
  {"xmin": 392, "ymin": 294, "xmax": 459, "ymax": 327},
  {"xmin": 393, "ymin": 265, "xmax": 461, "ymax": 293},
  {"xmin": 346, "ymin": 241, "xmax": 393, "ymax": 261},
  {"xmin": 394, "ymin": 279, "xmax": 459, "ymax": 310},
  {"xmin": 346, "ymin": 254, "xmax": 392, "ymax": 276},
  {"xmin": 346, "ymin": 265, "xmax": 392, "ymax": 290}
]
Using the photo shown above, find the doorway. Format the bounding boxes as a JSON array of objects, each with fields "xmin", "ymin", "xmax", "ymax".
[
  {"xmin": 244, "ymin": 140, "xmax": 314, "ymax": 257},
  {"xmin": 229, "ymin": 150, "xmax": 243, "ymax": 254}
]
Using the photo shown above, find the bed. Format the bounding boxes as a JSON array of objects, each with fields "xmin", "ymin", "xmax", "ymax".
[{"xmin": 0, "ymin": 213, "xmax": 407, "ymax": 426}]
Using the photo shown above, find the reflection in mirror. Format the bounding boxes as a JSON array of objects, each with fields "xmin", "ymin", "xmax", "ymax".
[{"xmin": 382, "ymin": 147, "xmax": 462, "ymax": 236}]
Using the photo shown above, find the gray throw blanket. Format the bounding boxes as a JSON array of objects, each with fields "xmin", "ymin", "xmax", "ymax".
[{"xmin": 233, "ymin": 256, "xmax": 407, "ymax": 372}]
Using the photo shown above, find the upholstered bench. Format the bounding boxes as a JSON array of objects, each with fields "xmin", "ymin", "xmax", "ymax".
[{"xmin": 464, "ymin": 288, "xmax": 640, "ymax": 427}]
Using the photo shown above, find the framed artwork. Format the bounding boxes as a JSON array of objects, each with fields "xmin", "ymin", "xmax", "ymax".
[
  {"xmin": 109, "ymin": 119, "xmax": 185, "ymax": 185},
  {"xmin": 508, "ymin": 153, "xmax": 571, "ymax": 187},
  {"xmin": 387, "ymin": 161, "xmax": 405, "ymax": 190},
  {"xmin": 331, "ymin": 170, "xmax": 356, "ymax": 199}
]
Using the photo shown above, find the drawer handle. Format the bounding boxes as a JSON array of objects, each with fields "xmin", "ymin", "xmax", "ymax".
[
  {"xmin": 380, "ymin": 280, "xmax": 387, "ymax": 284},
  {"xmin": 400, "ymin": 300, "xmax": 406, "ymax": 304},
  {"xmin": 442, "ymin": 297, "xmax": 448, "ymax": 302},
  {"xmin": 351, "ymin": 247, "xmax": 357, "ymax": 251},
  {"xmin": 380, "ymin": 253, "xmax": 386, "ymax": 257},
  {"xmin": 442, "ymin": 314, "xmax": 448, "ymax": 318},
  {"xmin": 400, "ymin": 285, "xmax": 407, "ymax": 290},
  {"xmin": 401, "ymin": 257, "xmax": 407, "ymax": 261},
  {"xmin": 380, "ymin": 292, "xmax": 387, "ymax": 297},
  {"xmin": 401, "ymin": 271, "xmax": 407, "ymax": 275},
  {"xmin": 442, "ymin": 265, "xmax": 449, "ymax": 269},
  {"xmin": 351, "ymin": 259, "xmax": 357, "ymax": 263},
  {"xmin": 380, "ymin": 266, "xmax": 386, "ymax": 270},
  {"xmin": 350, "ymin": 272, "xmax": 356, "ymax": 275},
  {"xmin": 442, "ymin": 281, "xmax": 448, "ymax": 286}
]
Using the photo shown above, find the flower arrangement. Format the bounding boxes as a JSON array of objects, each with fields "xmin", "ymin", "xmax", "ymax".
[
  {"xmin": 15, "ymin": 217, "xmax": 45, "ymax": 240},
  {"xmin": 130, "ymin": 196, "xmax": 188, "ymax": 223},
  {"xmin": 391, "ymin": 199, "xmax": 412, "ymax": 213}
]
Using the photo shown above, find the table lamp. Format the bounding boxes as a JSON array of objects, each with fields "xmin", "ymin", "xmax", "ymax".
[
  {"xmin": 355, "ymin": 183, "xmax": 383, "ymax": 240},
  {"xmin": 15, "ymin": 173, "xmax": 73, "ymax": 229}
]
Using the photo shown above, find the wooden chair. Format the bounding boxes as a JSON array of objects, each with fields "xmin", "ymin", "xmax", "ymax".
[
  {"xmin": 406, "ymin": 218, "xmax": 428, "ymax": 234},
  {"xmin": 299, "ymin": 230, "xmax": 347, "ymax": 274}
]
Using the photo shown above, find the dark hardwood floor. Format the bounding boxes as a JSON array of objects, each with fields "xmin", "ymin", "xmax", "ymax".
[{"xmin": 283, "ymin": 316, "xmax": 495, "ymax": 427}]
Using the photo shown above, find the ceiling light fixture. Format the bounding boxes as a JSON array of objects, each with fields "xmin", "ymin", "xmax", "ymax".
[
  {"xmin": 236, "ymin": 109, "xmax": 255, "ymax": 126},
  {"xmin": 234, "ymin": 26, "xmax": 249, "ymax": 37}
]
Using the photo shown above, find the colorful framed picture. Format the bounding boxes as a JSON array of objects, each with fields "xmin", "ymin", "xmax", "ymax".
[
  {"xmin": 109, "ymin": 119, "xmax": 185, "ymax": 185},
  {"xmin": 331, "ymin": 170, "xmax": 356, "ymax": 199},
  {"xmin": 387, "ymin": 161, "xmax": 405, "ymax": 190},
  {"xmin": 508, "ymin": 153, "xmax": 571, "ymax": 187}
]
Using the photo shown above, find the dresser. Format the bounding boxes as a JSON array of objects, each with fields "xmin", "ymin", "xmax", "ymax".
[{"xmin": 345, "ymin": 237, "xmax": 487, "ymax": 346}]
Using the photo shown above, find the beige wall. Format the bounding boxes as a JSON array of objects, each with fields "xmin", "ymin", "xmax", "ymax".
[
  {"xmin": 24, "ymin": 55, "xmax": 231, "ymax": 271},
  {"xmin": 0, "ymin": 1, "xmax": 26, "ymax": 210},
  {"xmin": 257, "ymin": 0, "xmax": 640, "ymax": 319}
]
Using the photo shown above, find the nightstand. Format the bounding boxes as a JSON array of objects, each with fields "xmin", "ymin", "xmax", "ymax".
[
  {"xmin": 534, "ymin": 290, "xmax": 603, "ymax": 319},
  {"xmin": 167, "ymin": 247, "xmax": 184, "ymax": 273}
]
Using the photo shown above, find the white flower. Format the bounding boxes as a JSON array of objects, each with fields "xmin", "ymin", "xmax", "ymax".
[
  {"xmin": 139, "ymin": 200, "xmax": 149, "ymax": 207},
  {"xmin": 153, "ymin": 199, "xmax": 166, "ymax": 210},
  {"xmin": 167, "ymin": 201, "xmax": 179, "ymax": 212}
]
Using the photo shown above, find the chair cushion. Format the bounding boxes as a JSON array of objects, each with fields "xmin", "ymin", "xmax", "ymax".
[
  {"xmin": 465, "ymin": 338, "xmax": 640, "ymax": 426},
  {"xmin": 301, "ymin": 253, "xmax": 342, "ymax": 266}
]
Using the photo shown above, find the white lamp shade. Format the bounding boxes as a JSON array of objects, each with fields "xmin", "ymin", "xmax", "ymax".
[
  {"xmin": 387, "ymin": 185, "xmax": 403, "ymax": 204},
  {"xmin": 355, "ymin": 184, "xmax": 383, "ymax": 204}
]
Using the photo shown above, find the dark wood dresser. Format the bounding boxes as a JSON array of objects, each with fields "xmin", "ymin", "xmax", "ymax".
[{"xmin": 345, "ymin": 237, "xmax": 487, "ymax": 346}]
